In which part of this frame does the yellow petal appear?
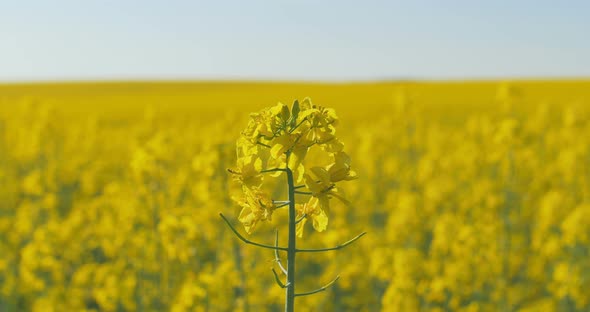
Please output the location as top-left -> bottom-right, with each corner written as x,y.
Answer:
270,134 -> 295,159
296,217 -> 307,238
300,97 -> 313,110
321,137 -> 344,153
294,163 -> 305,184
289,145 -> 306,167
311,209 -> 328,232
309,166 -> 328,181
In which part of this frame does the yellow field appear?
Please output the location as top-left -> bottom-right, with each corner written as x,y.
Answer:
0,80 -> 589,311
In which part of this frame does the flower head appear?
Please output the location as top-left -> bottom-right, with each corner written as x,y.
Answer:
231,98 -> 355,235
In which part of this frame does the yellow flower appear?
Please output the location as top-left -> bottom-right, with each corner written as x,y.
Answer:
270,133 -> 298,159
295,197 -> 328,237
228,155 -> 263,190
304,167 -> 350,215
22,169 -> 44,196
242,110 -> 274,142
237,188 -> 276,234
327,152 -> 357,182
301,102 -> 342,152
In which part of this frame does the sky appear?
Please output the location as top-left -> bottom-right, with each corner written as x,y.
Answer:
1,0 -> 589,81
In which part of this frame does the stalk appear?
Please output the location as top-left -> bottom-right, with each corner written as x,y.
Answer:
285,167 -> 296,312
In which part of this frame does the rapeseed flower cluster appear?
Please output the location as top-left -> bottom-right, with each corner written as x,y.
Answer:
229,99 -> 356,237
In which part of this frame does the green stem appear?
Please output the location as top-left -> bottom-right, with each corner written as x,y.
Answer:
289,118 -> 308,133
285,167 -> 297,312
296,232 -> 366,253
219,213 -> 288,251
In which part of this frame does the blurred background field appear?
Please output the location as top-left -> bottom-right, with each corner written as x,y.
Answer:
2,80 -> 590,119
0,80 -> 589,311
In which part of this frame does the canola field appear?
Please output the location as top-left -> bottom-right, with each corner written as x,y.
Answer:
0,80 -> 589,311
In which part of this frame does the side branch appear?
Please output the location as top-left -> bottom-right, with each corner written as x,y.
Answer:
295,214 -> 307,224
256,141 -> 272,148
261,168 -> 287,173
273,201 -> 290,209
274,229 -> 287,275
271,268 -> 289,288
294,275 -> 340,297
219,213 -> 289,251
288,118 -> 309,134
296,232 -> 366,253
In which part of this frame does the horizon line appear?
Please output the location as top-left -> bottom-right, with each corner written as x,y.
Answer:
1,75 -> 590,85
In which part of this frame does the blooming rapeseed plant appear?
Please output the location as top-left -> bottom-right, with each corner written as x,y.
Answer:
223,99 -> 365,312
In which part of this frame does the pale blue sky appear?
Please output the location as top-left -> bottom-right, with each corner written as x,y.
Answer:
1,0 -> 589,81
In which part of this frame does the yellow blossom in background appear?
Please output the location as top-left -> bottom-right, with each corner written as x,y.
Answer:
0,80 -> 589,311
